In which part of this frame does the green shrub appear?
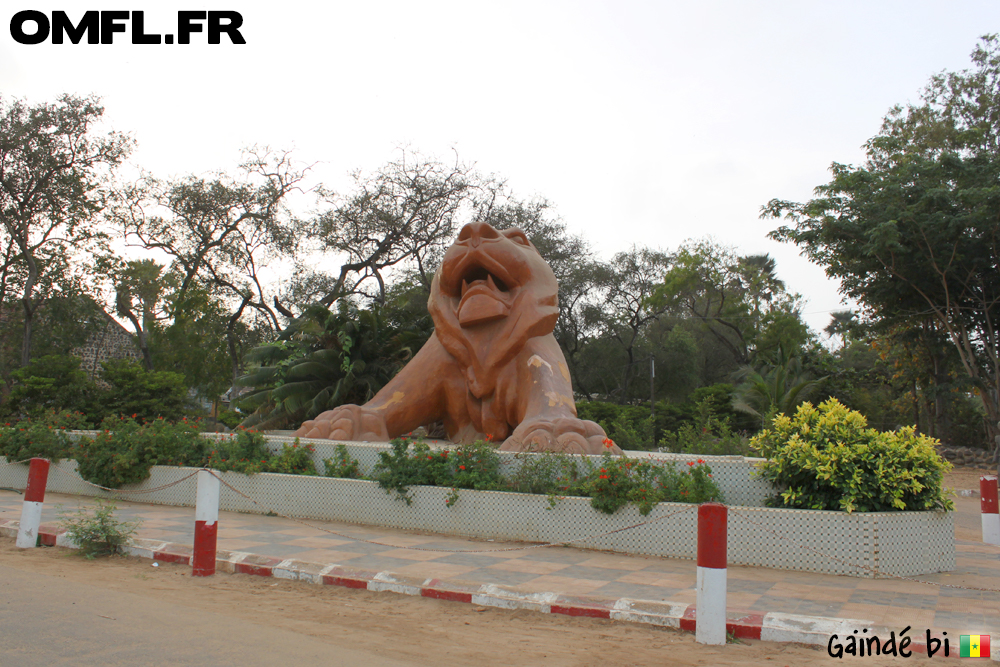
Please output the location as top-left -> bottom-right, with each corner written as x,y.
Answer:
0,355 -> 99,421
206,432 -> 316,475
205,429 -> 274,473
215,409 -> 246,430
98,359 -> 188,423
582,452 -> 723,515
75,416 -> 205,488
451,441 -> 504,490
577,401 -> 656,450
505,451 -> 585,495
324,444 -> 363,479
60,499 -> 142,558
267,442 -> 318,475
659,399 -> 755,456
372,437 -> 454,504
752,399 -> 953,513
0,410 -> 87,462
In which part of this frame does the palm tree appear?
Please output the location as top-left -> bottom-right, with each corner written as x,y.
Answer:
236,302 -> 418,430
731,344 -> 827,427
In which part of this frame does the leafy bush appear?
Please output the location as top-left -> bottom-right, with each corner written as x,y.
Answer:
659,399 -> 754,456
577,401 -> 656,450
60,499 -> 142,558
0,410 -> 87,462
267,442 -> 318,475
583,452 -> 723,515
215,409 -> 245,430
205,429 -> 274,474
324,444 -> 363,478
576,386 -> 759,452
0,355 -> 99,421
752,399 -> 953,512
371,439 -> 507,504
0,355 -> 190,425
206,432 -> 317,475
505,451 -> 585,495
372,437 -> 455,504
606,411 -> 656,451
98,359 -> 188,423
75,416 -> 205,488
370,436 -> 722,515
450,441 -> 504,490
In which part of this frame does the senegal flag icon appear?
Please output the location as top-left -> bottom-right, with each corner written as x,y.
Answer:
960,635 -> 991,658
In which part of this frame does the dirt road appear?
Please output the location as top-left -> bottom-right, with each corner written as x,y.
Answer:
0,541 -> 965,667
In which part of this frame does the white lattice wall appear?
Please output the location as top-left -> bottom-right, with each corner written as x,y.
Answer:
0,456 -> 955,577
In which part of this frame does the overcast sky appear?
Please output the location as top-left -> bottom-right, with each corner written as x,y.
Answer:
2,1 -> 996,335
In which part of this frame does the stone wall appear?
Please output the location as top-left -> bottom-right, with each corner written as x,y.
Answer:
70,313 -> 141,380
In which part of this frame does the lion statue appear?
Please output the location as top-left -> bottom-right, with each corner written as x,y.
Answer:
295,221 -> 623,455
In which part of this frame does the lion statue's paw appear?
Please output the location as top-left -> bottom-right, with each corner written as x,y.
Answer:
294,404 -> 390,441
499,416 -> 624,455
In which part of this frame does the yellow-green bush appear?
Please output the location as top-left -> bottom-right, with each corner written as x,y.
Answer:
752,399 -> 952,513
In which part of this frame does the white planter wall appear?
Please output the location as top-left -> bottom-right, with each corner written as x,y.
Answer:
0,456 -> 954,578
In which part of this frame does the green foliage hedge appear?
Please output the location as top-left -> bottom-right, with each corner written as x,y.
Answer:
577,389 -> 753,456
752,399 -> 953,513
371,437 -> 723,515
1,413 -> 316,488
0,355 -> 188,425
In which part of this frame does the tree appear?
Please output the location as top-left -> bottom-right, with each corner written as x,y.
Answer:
598,247 -> 674,403
731,345 -> 827,427
114,259 -> 166,370
121,149 -> 305,388
652,240 -> 809,368
763,35 -> 1000,444
237,302 -> 414,429
146,283 -> 234,400
305,151 -> 483,307
0,94 -> 132,366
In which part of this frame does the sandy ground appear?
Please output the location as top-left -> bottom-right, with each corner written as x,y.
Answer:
0,541 -> 971,667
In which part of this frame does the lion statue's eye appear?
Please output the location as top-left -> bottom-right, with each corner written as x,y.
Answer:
505,230 -> 530,246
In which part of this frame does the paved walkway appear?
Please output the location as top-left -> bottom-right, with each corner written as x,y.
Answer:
1,484 -> 998,638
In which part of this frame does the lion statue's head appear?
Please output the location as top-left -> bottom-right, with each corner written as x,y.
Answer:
428,222 -> 558,399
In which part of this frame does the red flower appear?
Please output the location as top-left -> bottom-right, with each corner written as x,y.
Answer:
459,465 -> 466,470
602,437 -> 614,448
697,459 -> 705,464
485,434 -> 494,442
687,461 -> 694,466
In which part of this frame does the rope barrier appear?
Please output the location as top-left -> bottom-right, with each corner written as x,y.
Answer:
7,461 -> 700,554
728,508 -> 1000,593
47,465 -> 202,496
208,470 -> 699,554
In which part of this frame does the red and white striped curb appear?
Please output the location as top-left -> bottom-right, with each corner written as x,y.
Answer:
2,518 -> 996,660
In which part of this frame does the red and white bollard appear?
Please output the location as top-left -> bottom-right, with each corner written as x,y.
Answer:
696,502 -> 727,645
16,458 -> 50,549
983,475 -> 999,546
192,469 -> 220,576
